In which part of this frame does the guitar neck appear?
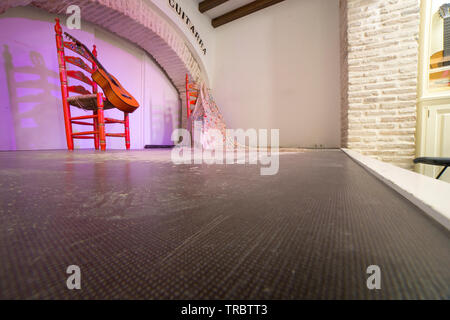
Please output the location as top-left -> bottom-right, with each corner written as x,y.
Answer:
444,18 -> 450,57
64,32 -> 107,72
87,49 -> 104,70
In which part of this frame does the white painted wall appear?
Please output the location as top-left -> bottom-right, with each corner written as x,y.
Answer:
212,0 -> 341,147
0,6 -> 180,150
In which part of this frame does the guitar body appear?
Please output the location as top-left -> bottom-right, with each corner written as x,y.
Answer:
430,50 -> 445,69
429,50 -> 450,69
429,4 -> 450,88
92,68 -> 139,113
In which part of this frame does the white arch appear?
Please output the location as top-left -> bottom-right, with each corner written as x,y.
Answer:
0,0 -> 205,95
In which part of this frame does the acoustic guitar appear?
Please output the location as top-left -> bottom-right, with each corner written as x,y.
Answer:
430,4 -> 450,69
64,32 -> 140,113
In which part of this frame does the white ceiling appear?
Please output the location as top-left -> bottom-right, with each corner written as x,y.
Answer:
195,0 -> 256,19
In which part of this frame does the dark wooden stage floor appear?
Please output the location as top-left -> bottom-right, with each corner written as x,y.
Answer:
0,150 -> 448,299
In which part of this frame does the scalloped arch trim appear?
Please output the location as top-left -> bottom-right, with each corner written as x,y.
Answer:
0,0 -> 203,94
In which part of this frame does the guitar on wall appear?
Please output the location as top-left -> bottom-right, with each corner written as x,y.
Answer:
64,32 -> 140,113
429,3 -> 450,88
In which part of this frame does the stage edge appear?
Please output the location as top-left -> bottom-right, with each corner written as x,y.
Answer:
342,148 -> 450,231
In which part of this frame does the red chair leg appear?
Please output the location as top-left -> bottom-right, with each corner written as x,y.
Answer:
93,110 -> 99,150
55,18 -> 73,150
97,93 -> 106,151
62,98 -> 74,150
124,112 -> 130,150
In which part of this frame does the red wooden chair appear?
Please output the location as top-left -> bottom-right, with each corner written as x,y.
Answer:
54,18 -> 130,151
185,74 -> 199,119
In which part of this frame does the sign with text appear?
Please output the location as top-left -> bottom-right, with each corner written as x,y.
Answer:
168,0 -> 207,55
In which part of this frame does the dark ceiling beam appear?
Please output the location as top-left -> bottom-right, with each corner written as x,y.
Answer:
199,0 -> 229,13
212,0 -> 286,28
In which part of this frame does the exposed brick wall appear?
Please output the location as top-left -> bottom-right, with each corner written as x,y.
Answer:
340,0 -> 420,169
340,0 -> 349,148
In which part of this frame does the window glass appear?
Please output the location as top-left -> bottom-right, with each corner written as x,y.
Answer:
429,1 -> 450,91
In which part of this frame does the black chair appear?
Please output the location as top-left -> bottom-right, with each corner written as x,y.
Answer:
413,157 -> 450,179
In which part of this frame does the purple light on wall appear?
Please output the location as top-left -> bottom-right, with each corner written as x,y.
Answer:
20,118 -> 37,128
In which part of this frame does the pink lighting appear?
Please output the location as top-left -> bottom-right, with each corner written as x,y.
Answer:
0,10 -> 180,151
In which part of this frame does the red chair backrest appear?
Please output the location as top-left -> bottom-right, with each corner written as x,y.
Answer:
54,18 -> 98,98
185,74 -> 199,119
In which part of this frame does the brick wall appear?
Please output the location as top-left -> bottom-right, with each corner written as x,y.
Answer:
340,0 -> 349,148
340,0 -> 420,169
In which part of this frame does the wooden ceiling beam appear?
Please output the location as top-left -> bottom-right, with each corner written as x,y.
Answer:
199,0 -> 229,13
212,0 -> 286,28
